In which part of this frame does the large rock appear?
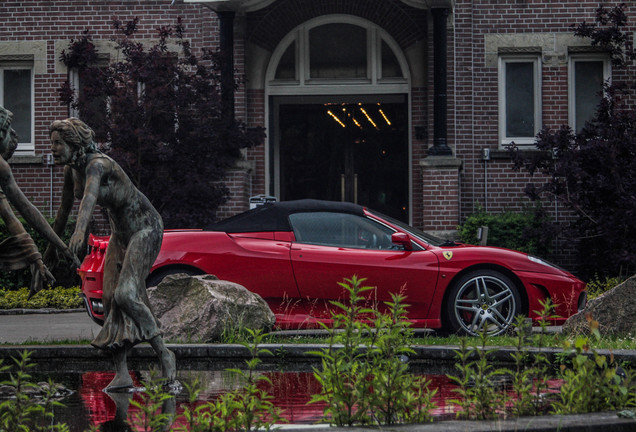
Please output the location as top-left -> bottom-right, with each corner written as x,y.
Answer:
147,273 -> 275,342
562,275 -> 636,336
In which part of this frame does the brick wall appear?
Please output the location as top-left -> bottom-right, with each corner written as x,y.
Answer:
453,0 -> 636,223
3,0 -> 216,231
4,0 -> 635,272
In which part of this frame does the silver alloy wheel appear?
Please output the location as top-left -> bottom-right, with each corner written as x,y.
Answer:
453,274 -> 517,336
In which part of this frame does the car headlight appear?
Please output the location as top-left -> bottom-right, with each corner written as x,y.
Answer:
527,255 -> 563,271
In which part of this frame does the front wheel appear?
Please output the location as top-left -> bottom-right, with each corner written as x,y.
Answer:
445,270 -> 521,336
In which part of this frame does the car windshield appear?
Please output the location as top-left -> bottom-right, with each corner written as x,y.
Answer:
366,209 -> 445,247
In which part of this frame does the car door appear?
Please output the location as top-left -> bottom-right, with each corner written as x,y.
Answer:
289,212 -> 439,320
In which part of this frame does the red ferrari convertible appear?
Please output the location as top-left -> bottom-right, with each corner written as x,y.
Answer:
79,199 -> 586,335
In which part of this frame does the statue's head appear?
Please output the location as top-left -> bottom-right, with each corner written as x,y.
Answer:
0,106 -> 18,160
49,118 -> 98,165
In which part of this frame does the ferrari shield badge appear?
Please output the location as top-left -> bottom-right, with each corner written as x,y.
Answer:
443,251 -> 453,260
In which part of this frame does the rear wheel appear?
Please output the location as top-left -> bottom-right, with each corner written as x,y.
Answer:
146,267 -> 204,288
445,269 -> 521,336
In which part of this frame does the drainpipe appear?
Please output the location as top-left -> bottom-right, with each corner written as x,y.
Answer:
217,10 -> 235,125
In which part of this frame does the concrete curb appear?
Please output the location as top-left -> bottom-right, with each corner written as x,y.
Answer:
2,342 -> 636,367
276,412 -> 636,431
0,308 -> 85,315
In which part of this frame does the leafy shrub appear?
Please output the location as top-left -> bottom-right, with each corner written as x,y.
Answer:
0,351 -> 70,432
458,204 -> 555,257
0,287 -> 82,310
554,315 -> 636,414
310,276 -> 436,426
0,217 -> 79,290
586,274 -> 623,299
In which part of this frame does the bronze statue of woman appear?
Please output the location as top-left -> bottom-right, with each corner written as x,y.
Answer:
0,106 -> 79,296
46,117 -> 175,391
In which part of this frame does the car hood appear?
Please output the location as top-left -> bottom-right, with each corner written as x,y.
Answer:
434,243 -> 576,278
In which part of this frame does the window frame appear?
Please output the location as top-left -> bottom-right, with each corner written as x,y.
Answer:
0,62 -> 35,155
568,54 -> 611,132
498,54 -> 542,147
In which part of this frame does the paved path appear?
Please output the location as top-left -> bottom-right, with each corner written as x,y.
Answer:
0,310 -> 563,345
0,311 -> 101,344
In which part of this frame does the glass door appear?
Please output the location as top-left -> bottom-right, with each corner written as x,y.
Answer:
275,96 -> 409,221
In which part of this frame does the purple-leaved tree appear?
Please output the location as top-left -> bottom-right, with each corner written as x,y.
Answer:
59,18 -> 264,229
510,4 -> 635,279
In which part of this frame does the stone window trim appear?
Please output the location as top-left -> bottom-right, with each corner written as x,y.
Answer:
54,39 -> 182,75
485,33 -> 600,68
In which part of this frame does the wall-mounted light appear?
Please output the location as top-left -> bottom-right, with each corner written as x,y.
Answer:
482,148 -> 491,161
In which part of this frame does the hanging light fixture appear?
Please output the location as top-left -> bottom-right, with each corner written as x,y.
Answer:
378,103 -> 391,126
327,110 -> 346,128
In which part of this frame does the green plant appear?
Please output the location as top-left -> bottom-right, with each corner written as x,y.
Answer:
553,314 -> 636,414
458,203 -> 554,257
509,315 -> 537,417
0,351 -> 70,432
177,328 -> 284,432
309,275 -> 375,426
0,218 -> 78,290
310,276 -> 436,426
128,370 -> 176,432
448,329 -> 507,420
366,293 -> 436,424
586,274 -> 623,299
0,287 -> 82,310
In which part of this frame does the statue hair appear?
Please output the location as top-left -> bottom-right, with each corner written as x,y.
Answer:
49,118 -> 99,163
0,106 -> 18,160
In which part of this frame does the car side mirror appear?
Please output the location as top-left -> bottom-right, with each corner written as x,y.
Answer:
391,232 -> 413,251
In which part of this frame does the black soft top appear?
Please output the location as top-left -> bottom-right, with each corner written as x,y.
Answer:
207,199 -> 365,233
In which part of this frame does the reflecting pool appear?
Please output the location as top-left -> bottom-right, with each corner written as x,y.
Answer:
10,366 -> 461,431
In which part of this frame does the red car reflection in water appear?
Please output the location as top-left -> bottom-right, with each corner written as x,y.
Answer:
78,370 -> 463,428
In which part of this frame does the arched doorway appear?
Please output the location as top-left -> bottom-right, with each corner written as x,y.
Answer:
266,16 -> 411,222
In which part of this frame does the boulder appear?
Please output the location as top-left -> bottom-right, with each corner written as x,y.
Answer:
147,273 -> 275,342
562,274 -> 636,336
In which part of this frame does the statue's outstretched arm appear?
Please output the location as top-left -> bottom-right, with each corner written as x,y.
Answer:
0,163 -> 56,297
43,165 -> 79,267
0,157 -> 76,260
69,161 -> 103,258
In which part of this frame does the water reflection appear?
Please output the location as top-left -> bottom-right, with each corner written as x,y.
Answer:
72,369 -> 459,430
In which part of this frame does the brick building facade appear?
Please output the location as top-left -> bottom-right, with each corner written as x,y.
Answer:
2,0 -> 634,270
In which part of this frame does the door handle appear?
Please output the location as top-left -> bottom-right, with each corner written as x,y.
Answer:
341,174 -> 345,201
354,173 -> 358,204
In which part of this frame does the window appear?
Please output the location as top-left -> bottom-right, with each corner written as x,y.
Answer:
569,55 -> 610,132
309,23 -> 367,79
289,212 -> 396,250
0,63 -> 33,154
498,56 -> 541,146
269,16 -> 408,91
